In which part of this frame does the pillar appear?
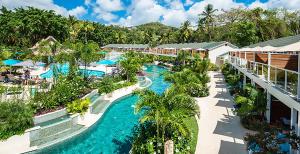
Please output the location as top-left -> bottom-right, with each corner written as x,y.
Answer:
243,74 -> 246,88
298,53 -> 300,100
266,92 -> 271,123
291,108 -> 297,131
267,52 -> 271,82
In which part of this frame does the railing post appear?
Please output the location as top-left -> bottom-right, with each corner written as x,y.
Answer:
268,52 -> 271,82
275,68 -> 277,85
298,53 -> 300,100
285,70 -> 287,90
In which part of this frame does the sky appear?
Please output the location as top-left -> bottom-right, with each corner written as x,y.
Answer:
0,0 -> 299,27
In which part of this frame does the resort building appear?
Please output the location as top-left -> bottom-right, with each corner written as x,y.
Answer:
101,44 -> 149,52
102,41 -> 237,65
228,34 -> 300,136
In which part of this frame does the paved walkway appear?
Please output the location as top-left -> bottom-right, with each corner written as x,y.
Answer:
195,71 -> 249,154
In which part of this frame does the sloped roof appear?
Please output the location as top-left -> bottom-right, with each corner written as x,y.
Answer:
155,41 -> 237,50
248,34 -> 300,48
102,44 -> 149,49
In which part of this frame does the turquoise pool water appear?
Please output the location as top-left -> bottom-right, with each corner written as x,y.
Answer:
40,64 -> 105,79
34,65 -> 170,154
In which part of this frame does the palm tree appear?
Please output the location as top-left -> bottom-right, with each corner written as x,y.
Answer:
179,21 -> 192,43
134,89 -> 198,152
199,4 -> 218,41
120,58 -> 141,81
176,50 -> 190,66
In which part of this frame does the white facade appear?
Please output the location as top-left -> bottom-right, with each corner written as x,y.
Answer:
208,45 -> 235,65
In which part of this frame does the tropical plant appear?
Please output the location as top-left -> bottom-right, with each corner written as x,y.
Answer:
0,101 -> 34,140
199,4 -> 218,41
133,89 -> 198,153
67,98 -> 90,115
97,77 -> 115,94
120,55 -> 141,81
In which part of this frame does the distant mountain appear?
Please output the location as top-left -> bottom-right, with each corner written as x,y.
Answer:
130,22 -> 178,34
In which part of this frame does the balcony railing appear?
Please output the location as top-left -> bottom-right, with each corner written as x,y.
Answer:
230,56 -> 299,98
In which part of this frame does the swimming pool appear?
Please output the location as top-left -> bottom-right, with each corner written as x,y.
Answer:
40,64 -> 105,79
34,65 -> 170,154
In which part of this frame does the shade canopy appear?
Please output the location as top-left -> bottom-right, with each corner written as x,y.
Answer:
2,59 -> 22,66
13,60 -> 45,67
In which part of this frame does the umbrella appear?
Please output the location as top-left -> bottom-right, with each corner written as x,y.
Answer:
2,59 -> 22,66
13,60 -> 45,67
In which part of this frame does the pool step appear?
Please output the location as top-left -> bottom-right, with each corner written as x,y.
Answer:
30,124 -> 84,147
91,100 -> 111,114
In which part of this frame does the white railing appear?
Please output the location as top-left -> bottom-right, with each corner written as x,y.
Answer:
230,56 -> 299,99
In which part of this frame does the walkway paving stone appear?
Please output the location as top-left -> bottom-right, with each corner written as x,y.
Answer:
195,71 -> 249,154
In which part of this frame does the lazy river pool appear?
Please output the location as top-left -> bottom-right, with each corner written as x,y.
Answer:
34,65 -> 170,154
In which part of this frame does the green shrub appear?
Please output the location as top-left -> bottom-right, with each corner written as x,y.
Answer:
98,77 -> 115,94
32,75 -> 90,113
67,98 -> 90,115
208,63 -> 219,71
0,101 -> 34,140
185,83 -> 209,97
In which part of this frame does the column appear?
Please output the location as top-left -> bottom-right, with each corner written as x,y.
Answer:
298,53 -> 300,100
266,92 -> 271,123
268,52 -> 271,82
243,74 -> 246,88
298,111 -> 300,136
291,108 -> 297,131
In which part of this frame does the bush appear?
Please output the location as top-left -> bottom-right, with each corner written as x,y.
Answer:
32,75 -> 90,113
241,115 -> 268,131
0,101 -> 34,140
67,98 -> 90,115
208,63 -> 219,71
98,77 -> 115,94
185,83 -> 209,97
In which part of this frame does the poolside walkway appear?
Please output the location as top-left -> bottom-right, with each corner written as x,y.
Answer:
195,71 -> 249,154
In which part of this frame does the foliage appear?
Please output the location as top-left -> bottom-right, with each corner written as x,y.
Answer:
97,77 -> 115,94
67,98 -> 90,115
32,76 -> 89,113
165,69 -> 209,97
0,7 -> 69,47
132,90 -> 198,153
120,52 -> 142,81
2,5 -> 300,48
244,129 -> 300,153
0,101 -> 34,140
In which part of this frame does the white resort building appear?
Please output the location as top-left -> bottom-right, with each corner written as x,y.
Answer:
102,41 -> 237,66
229,34 -> 300,136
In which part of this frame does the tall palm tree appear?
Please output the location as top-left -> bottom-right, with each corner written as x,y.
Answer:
176,50 -> 190,66
199,4 -> 218,41
134,89 -> 198,152
179,21 -> 192,43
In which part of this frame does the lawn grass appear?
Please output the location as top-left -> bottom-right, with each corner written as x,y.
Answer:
183,116 -> 199,153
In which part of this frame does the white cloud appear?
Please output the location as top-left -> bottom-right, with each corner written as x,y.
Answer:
95,0 -> 123,11
69,6 -> 88,17
184,0 -> 194,6
116,0 -> 166,26
249,0 -> 300,10
0,0 -> 87,17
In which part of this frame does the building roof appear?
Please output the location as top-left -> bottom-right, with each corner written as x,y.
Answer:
102,44 -> 149,49
155,41 -> 237,50
248,34 -> 300,48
